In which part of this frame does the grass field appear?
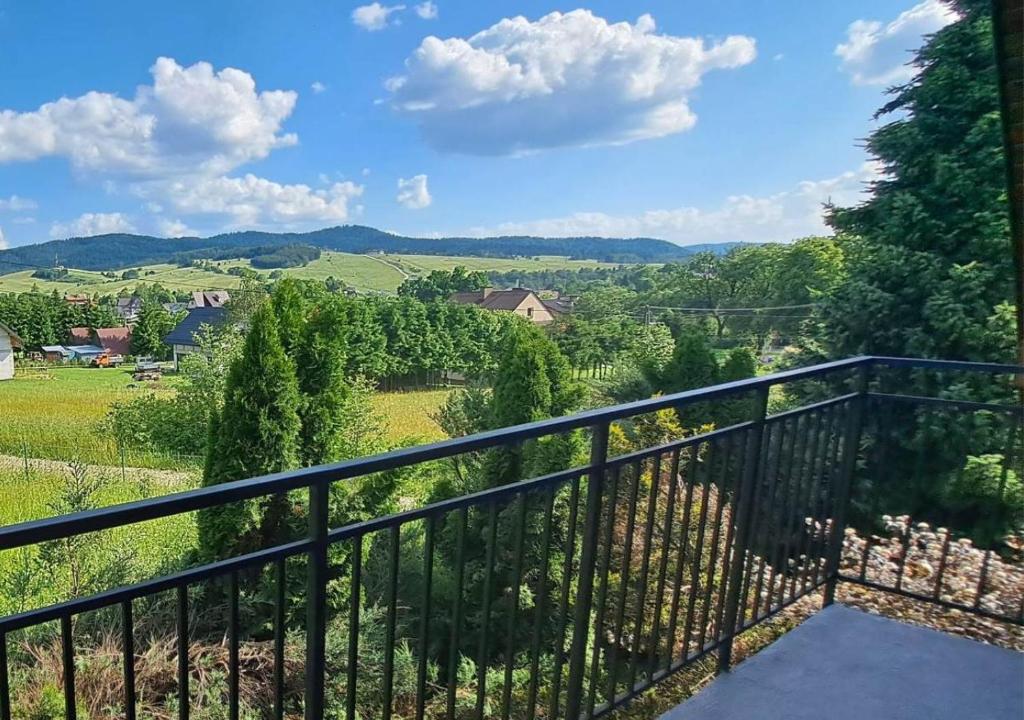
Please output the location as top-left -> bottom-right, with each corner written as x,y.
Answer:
0,367 -> 449,466
0,251 -> 625,296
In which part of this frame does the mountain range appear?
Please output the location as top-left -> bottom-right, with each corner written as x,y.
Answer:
0,225 -> 745,274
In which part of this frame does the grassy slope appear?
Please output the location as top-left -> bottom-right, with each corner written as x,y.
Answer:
0,251 -> 622,295
0,367 -> 448,464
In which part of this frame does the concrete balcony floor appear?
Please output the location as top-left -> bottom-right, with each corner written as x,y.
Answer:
661,604 -> 1023,720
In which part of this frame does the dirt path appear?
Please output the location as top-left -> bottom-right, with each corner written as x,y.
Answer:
362,253 -> 410,280
0,453 -> 198,489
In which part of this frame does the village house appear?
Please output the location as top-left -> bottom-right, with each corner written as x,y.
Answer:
164,306 -> 229,369
0,320 -> 23,380
41,345 -> 73,363
542,292 -> 578,317
114,296 -> 144,324
448,288 -> 555,325
68,326 -> 92,345
63,294 -> 92,308
94,327 -> 132,356
188,290 -> 230,308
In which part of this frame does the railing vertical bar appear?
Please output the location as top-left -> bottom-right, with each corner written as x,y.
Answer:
304,480 -> 329,720
0,633 -> 10,720
736,421 -> 771,628
750,420 -> 784,621
228,571 -> 240,720
933,528 -> 952,601
974,551 -> 992,610
177,586 -> 188,720
681,439 -> 715,661
810,406 -> 845,588
274,558 -> 286,720
769,415 -> 802,612
122,600 -> 136,720
788,407 -> 826,601
646,447 -> 681,677
566,421 -> 609,720
712,432 -> 744,640
606,460 -> 642,702
501,494 -> 528,720
475,501 -> 499,720
823,365 -> 869,607
628,452 -> 662,690
664,443 -> 700,668
549,475 -> 582,720
383,524 -> 401,720
346,535 -> 362,720
526,484 -> 556,720
62,614 -> 76,720
697,437 -> 730,651
0,633 -> 13,720
585,462 -> 620,716
717,387 -> 769,672
416,517 -> 436,720
796,406 -> 834,594
894,516 -> 912,593
775,412 -> 810,608
446,508 -> 467,720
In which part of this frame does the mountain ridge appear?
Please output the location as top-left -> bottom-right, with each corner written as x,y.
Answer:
0,224 -> 749,274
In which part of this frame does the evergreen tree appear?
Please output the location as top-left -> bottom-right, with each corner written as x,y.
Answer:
814,0 -> 1014,363
295,300 -> 352,466
131,302 -> 175,358
199,305 -> 302,559
660,329 -> 720,428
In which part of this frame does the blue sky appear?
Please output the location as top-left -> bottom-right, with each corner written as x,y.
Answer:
0,0 -> 956,249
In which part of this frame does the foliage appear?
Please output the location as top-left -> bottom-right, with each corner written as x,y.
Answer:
199,305 -> 303,559
398,265 -> 487,302
249,243 -> 322,269
131,301 -> 178,358
0,291 -> 118,348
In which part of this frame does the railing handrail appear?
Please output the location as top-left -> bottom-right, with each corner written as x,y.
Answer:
1,355 -> 1020,551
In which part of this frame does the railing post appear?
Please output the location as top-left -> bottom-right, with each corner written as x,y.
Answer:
564,421 -> 609,720
823,363 -> 870,607
305,480 -> 329,720
717,386 -> 770,674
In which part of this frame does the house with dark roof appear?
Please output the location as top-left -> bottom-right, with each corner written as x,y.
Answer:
68,326 -> 92,344
188,290 -> 230,309
449,288 -> 555,324
115,296 -> 144,324
94,327 -> 132,356
543,293 -> 578,317
163,306 -> 230,369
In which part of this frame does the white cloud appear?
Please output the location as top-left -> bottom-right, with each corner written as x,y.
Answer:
352,3 -> 406,31
415,2 -> 438,20
361,167 -> 371,176
385,10 -> 755,155
311,81 -> 327,94
396,174 -> 432,209
0,195 -> 37,211
50,212 -> 137,239
156,217 -> 198,237
836,0 -> 957,86
0,57 -> 297,176
156,174 -> 364,228
466,163 -> 881,245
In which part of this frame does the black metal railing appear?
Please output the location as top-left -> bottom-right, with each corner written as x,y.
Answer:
0,356 -> 1020,720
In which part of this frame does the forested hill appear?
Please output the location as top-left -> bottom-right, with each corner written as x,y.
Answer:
0,224 -> 744,274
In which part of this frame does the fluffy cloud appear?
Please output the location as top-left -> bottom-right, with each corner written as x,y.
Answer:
415,2 -> 438,20
311,81 -> 327,94
0,57 -> 297,176
836,0 -> 957,85
466,163 -> 880,245
156,217 -> 198,237
50,212 -> 137,239
385,10 -> 755,155
352,3 -> 406,31
396,174 -> 432,209
156,174 -> 364,228
0,195 -> 37,212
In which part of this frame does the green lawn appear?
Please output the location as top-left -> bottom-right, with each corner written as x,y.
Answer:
0,251 -> 629,296
0,367 -> 449,465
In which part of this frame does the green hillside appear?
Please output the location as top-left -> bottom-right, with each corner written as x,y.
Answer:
0,251 -> 621,295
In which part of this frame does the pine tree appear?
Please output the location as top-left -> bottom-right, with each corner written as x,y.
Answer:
199,304 -> 302,559
295,299 -> 352,466
660,329 -> 720,428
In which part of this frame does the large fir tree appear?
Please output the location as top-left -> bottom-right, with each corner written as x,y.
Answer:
199,304 -> 302,558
